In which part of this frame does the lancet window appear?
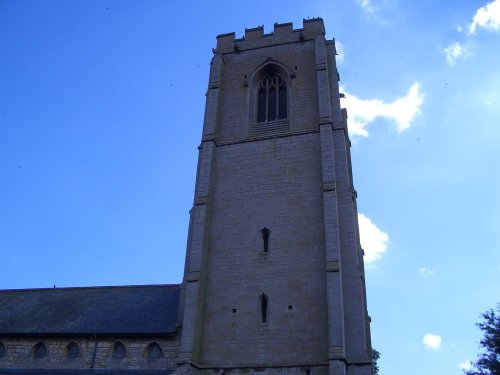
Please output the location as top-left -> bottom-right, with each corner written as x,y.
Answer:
66,342 -> 80,359
33,342 -> 47,359
146,342 -> 163,360
112,342 -> 126,359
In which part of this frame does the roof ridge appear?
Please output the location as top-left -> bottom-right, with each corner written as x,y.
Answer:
0,283 -> 181,293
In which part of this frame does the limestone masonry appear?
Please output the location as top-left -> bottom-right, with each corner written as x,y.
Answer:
0,18 -> 373,375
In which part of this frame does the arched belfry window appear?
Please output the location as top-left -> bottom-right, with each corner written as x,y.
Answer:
250,62 -> 290,132
257,74 -> 287,122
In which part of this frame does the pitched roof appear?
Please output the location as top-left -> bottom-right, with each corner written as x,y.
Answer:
0,284 -> 180,335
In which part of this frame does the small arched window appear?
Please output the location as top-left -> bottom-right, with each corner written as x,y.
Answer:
33,342 -> 47,359
0,341 -> 5,358
112,342 -> 126,359
66,342 -> 80,359
261,227 -> 270,253
146,342 -> 163,360
257,74 -> 287,123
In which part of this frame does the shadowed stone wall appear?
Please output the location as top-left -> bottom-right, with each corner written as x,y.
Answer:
0,336 -> 179,371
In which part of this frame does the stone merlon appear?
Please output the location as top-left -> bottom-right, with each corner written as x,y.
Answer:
216,18 -> 326,54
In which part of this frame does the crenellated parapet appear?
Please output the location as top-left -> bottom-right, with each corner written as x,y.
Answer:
216,18 -> 325,54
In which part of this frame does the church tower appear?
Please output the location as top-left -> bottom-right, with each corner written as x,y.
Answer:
179,18 -> 373,375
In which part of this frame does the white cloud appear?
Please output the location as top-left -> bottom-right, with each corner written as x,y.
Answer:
469,0 -> 500,34
335,40 -> 344,64
423,333 -> 442,349
443,42 -> 465,65
358,213 -> 389,264
458,361 -> 473,371
340,83 -> 424,137
356,0 -> 376,15
418,267 -> 435,276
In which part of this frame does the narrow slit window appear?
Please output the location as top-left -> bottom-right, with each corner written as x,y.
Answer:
261,227 -> 270,253
260,293 -> 268,323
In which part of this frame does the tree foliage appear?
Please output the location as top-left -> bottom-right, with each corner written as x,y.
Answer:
372,348 -> 380,375
465,304 -> 500,375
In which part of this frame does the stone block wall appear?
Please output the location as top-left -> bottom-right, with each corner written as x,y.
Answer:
198,365 -> 328,375
0,335 -> 180,371
200,133 -> 329,366
215,41 -> 319,144
179,18 -> 373,375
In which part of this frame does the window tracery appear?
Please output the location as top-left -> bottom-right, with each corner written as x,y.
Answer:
256,74 -> 287,123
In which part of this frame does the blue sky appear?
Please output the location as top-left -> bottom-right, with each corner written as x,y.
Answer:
1,1 -> 499,374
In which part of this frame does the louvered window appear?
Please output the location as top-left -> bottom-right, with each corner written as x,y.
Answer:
257,74 -> 287,122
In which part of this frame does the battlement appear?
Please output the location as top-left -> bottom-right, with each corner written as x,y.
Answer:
216,18 -> 325,54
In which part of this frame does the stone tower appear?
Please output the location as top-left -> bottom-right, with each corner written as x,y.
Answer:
179,18 -> 373,375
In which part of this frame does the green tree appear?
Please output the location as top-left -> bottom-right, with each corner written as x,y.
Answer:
372,348 -> 380,375
465,304 -> 500,375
